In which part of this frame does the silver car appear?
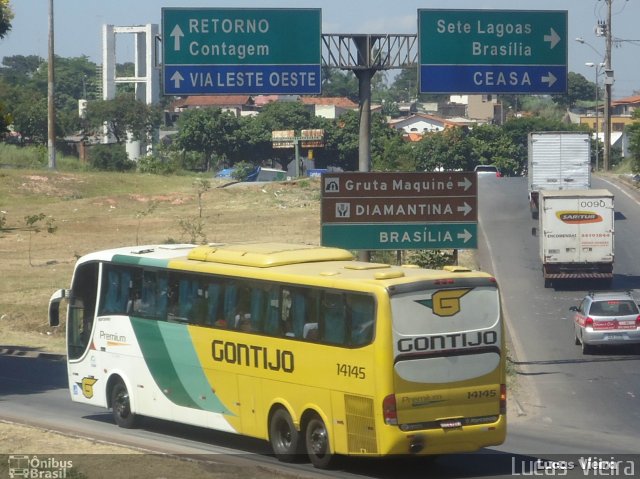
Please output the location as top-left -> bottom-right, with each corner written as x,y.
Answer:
570,291 -> 640,354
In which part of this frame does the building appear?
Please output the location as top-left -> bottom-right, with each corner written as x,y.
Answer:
388,113 -> 469,141
611,95 -> 640,116
300,97 -> 358,119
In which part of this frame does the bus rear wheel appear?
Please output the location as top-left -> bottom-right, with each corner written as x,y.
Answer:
269,408 -> 301,462
111,380 -> 137,429
305,414 -> 335,469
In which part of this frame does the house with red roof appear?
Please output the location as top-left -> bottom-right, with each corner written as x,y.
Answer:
611,95 -> 640,116
300,97 -> 358,119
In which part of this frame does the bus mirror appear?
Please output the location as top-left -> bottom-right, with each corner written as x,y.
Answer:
48,289 -> 68,327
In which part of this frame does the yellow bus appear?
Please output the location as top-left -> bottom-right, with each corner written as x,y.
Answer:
49,242 -> 506,468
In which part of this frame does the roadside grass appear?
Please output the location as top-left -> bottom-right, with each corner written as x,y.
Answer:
0,167 -> 322,353
1,158 -> 478,354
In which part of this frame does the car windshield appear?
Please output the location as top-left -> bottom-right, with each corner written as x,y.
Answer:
475,166 -> 497,172
589,300 -> 639,316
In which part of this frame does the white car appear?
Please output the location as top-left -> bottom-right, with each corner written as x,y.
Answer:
474,165 -> 502,177
570,291 -> 640,354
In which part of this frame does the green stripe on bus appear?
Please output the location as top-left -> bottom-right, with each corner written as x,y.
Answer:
130,317 -> 200,410
157,321 -> 233,415
112,254 -> 170,268
130,317 -> 232,415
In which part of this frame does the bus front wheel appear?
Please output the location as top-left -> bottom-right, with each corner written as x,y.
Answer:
305,414 -> 334,469
111,380 -> 137,429
269,408 -> 301,462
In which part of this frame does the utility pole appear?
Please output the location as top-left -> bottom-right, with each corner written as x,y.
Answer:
603,0 -> 613,171
47,0 -> 56,170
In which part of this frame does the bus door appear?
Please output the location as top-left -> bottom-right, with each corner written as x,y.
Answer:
390,283 -> 503,428
65,261 -> 102,406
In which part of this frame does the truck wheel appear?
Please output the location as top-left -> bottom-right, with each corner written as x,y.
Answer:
305,414 -> 335,469
544,278 -> 552,288
269,408 -> 301,463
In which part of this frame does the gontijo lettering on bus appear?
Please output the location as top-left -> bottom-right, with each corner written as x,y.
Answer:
211,339 -> 294,373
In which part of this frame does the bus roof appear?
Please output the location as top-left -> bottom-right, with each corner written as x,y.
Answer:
79,243 -> 495,289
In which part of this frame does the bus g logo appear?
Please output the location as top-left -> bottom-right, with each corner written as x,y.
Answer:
79,377 -> 98,399
430,289 -> 471,317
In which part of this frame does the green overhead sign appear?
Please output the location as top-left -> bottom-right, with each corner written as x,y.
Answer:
419,9 -> 568,94
162,8 -> 322,95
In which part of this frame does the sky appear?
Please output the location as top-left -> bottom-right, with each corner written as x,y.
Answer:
1,0 -> 639,98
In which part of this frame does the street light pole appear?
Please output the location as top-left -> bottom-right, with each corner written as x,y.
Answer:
585,62 -> 603,171
603,0 -> 613,171
47,0 -> 56,170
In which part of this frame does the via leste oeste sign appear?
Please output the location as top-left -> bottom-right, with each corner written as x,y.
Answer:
162,8 -> 321,95
419,9 -> 568,94
321,172 -> 478,251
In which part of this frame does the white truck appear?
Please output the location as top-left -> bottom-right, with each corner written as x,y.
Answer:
538,189 -> 614,288
528,132 -> 591,219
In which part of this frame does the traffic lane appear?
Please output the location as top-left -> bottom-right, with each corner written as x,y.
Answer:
3,355 -> 635,477
477,177 -> 640,440
595,176 -> 640,291
0,352 -> 67,396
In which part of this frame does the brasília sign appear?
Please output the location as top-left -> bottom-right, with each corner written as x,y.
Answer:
419,9 -> 568,94
320,172 -> 478,250
162,8 -> 321,95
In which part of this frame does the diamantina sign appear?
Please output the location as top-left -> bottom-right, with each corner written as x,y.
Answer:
321,172 -> 478,250
162,8 -> 322,95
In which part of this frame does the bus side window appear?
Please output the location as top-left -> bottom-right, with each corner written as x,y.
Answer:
128,270 -> 166,319
322,292 -> 346,345
288,288 -> 308,338
262,286 -> 280,335
223,281 -> 238,325
250,286 -> 266,332
100,266 -> 132,315
207,283 -> 222,327
348,294 -> 374,346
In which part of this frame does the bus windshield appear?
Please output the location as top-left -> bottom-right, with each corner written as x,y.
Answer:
391,284 -> 501,384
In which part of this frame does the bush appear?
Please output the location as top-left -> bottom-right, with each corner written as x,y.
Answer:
407,250 -> 456,269
88,144 -> 135,172
231,161 -> 258,181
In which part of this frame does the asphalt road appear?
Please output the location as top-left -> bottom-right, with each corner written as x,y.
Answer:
476,174 -> 640,452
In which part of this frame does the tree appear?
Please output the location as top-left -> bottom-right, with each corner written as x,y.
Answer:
87,93 -> 161,145
468,124 -> 521,175
552,72 -> 595,109
414,127 -> 473,172
627,110 -> 640,174
321,67 -> 358,101
0,0 -> 14,39
239,101 -> 321,170
176,107 -> 241,171
0,98 -> 11,136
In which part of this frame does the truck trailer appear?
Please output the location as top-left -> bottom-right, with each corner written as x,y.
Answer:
538,189 -> 614,288
528,132 -> 591,219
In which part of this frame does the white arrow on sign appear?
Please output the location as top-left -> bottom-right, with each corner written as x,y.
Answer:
457,177 -> 473,191
457,202 -> 473,216
542,72 -> 557,87
171,25 -> 184,51
171,71 -> 184,89
457,229 -> 473,243
544,28 -> 561,49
